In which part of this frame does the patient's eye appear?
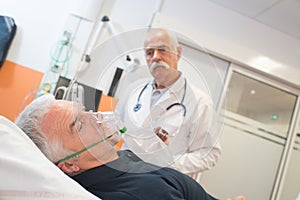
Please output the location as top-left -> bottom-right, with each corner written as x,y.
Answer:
76,120 -> 83,133
70,116 -> 83,134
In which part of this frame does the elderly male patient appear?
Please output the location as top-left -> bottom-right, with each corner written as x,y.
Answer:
15,94 -> 244,200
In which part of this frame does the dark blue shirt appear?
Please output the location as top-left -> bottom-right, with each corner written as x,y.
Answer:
72,150 -> 218,200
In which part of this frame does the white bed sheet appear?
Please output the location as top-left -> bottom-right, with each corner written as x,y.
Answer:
0,116 -> 100,200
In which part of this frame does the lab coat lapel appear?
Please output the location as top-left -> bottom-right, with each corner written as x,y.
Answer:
133,84 -> 152,127
142,90 -> 175,127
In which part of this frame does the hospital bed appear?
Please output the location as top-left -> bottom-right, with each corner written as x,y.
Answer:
0,116 -> 100,200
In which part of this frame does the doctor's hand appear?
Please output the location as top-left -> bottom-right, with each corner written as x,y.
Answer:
154,127 -> 169,145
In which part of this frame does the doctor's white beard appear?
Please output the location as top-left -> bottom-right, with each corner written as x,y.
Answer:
149,61 -> 170,73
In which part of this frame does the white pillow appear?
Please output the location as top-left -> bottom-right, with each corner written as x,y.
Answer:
0,116 -> 101,200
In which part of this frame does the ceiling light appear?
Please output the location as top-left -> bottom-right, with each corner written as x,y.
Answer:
271,114 -> 278,120
247,56 -> 283,72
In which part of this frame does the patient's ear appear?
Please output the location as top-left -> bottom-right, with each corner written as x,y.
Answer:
57,161 -> 80,174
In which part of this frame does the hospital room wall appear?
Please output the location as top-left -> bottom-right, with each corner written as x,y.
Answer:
0,0 -> 72,121
0,0 -> 106,120
107,0 -> 300,86
1,0 -> 299,87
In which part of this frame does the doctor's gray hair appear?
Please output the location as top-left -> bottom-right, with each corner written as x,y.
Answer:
15,94 -> 73,163
144,28 -> 180,52
164,29 -> 180,50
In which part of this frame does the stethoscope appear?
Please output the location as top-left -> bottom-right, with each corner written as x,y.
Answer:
133,78 -> 187,117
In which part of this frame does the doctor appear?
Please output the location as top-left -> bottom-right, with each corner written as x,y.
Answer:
116,28 -> 221,175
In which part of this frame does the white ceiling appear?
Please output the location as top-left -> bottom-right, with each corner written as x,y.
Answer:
208,0 -> 300,40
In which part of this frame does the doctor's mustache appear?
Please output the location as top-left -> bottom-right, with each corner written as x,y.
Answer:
149,61 -> 170,73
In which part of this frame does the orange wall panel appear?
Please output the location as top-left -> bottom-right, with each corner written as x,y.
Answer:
98,95 -> 119,112
0,61 -> 44,121
0,60 -> 121,124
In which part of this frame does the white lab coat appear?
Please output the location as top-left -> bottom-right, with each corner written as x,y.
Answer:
115,75 -> 221,174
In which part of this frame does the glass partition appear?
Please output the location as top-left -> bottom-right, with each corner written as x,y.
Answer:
201,70 -> 297,200
226,72 -> 296,138
279,122 -> 300,200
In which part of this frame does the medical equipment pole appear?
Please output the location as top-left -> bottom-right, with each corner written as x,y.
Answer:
64,16 -> 111,100
75,15 -> 110,75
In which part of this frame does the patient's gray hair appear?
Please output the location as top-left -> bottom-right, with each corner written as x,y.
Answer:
15,94 -> 74,163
